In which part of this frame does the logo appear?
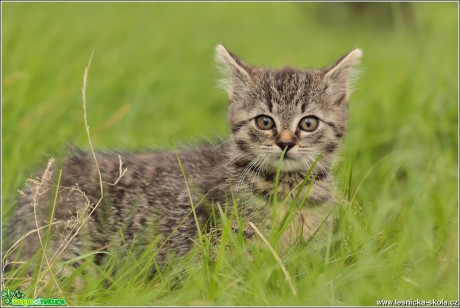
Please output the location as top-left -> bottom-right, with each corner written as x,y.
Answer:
1,288 -> 66,307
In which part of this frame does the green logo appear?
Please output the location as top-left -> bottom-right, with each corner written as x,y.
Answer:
1,288 -> 66,306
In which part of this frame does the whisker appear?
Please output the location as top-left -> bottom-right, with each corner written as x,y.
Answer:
214,152 -> 251,171
304,155 -> 329,179
248,153 -> 269,195
235,154 -> 264,193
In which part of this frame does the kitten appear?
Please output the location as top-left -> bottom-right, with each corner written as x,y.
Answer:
3,45 -> 362,276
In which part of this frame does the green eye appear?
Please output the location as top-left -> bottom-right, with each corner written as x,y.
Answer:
255,115 -> 275,130
299,116 -> 319,132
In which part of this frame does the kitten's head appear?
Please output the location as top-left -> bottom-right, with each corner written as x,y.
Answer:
215,44 -> 362,173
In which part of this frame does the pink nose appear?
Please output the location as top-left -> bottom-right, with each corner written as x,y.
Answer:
276,131 -> 297,152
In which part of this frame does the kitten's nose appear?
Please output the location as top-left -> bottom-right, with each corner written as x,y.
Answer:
276,131 -> 296,153
276,141 -> 295,152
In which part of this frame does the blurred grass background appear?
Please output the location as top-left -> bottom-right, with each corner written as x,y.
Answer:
2,1 -> 458,305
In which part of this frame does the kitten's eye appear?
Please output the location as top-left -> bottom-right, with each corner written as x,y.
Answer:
255,115 -> 275,130
299,116 -> 319,132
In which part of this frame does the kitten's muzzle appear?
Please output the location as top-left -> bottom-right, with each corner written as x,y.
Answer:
275,131 -> 297,153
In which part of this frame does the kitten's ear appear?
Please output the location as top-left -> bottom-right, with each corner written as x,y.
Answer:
323,48 -> 363,102
215,44 -> 252,99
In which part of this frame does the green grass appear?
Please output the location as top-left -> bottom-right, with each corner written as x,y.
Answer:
2,2 -> 458,306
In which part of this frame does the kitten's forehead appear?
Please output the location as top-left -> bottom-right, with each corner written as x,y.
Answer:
257,67 -> 320,116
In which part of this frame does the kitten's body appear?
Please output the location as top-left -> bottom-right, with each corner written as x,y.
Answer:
3,45 -> 362,275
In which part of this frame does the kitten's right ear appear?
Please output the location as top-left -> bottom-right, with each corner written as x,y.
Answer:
323,48 -> 363,102
215,44 -> 252,99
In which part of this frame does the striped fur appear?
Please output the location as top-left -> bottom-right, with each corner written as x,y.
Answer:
3,45 -> 362,276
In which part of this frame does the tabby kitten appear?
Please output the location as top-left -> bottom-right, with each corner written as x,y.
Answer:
3,44 -> 362,274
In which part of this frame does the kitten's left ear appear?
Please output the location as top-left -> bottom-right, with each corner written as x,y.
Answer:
215,44 -> 253,99
323,48 -> 363,102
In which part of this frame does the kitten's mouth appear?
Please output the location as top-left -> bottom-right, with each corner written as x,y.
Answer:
274,152 -> 298,163
280,153 -> 294,160
268,155 -> 303,172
